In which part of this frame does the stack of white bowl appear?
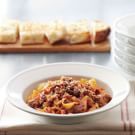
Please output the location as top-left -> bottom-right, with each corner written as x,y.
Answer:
112,14 -> 135,75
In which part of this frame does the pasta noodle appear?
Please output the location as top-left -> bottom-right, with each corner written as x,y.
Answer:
27,76 -> 112,114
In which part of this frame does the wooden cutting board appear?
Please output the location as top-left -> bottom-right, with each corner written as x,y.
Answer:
0,40 -> 110,53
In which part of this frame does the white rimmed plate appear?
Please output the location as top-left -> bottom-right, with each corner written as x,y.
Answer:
6,63 -> 130,124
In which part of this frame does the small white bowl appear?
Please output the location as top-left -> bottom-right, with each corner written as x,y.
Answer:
114,39 -> 135,56
114,14 -> 135,46
114,31 -> 135,46
114,14 -> 135,38
113,43 -> 135,64
113,55 -> 135,75
6,63 -> 130,124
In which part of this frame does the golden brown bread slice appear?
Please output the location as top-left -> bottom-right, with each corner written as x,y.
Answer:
91,20 -> 110,43
44,21 -> 66,44
19,22 -> 44,44
65,20 -> 90,44
0,20 -> 19,43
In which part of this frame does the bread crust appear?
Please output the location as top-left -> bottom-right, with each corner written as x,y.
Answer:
91,20 -> 111,43
95,27 -> 110,43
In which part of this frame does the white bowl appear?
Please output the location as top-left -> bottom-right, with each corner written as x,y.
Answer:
114,14 -> 135,45
114,31 -> 135,46
7,63 -> 130,124
114,14 -> 135,38
113,43 -> 135,64
113,55 -> 135,75
114,38 -> 135,56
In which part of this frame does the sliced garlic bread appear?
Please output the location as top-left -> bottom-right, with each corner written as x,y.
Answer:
20,22 -> 44,44
44,21 -> 66,44
91,20 -> 110,43
65,20 -> 91,44
6,20 -> 19,36
0,20 -> 19,43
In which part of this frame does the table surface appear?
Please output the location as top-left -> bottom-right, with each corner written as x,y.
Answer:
0,0 -> 134,87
